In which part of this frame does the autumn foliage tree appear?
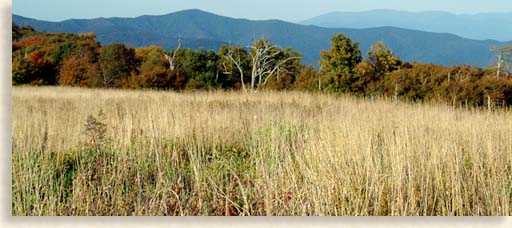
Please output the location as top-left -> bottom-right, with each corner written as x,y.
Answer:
12,24 -> 102,85
58,48 -> 100,87
293,66 -> 320,91
12,50 -> 55,85
354,41 -> 402,95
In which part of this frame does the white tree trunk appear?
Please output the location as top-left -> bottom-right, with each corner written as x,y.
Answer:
165,36 -> 182,71
223,39 -> 299,93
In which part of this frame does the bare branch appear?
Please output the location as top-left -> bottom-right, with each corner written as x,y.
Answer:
223,43 -> 247,92
262,56 -> 300,86
165,35 -> 182,71
491,45 -> 512,78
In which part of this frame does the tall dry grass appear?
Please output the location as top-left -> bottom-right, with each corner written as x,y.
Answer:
11,86 -> 512,216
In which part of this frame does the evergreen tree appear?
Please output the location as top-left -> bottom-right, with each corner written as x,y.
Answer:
320,33 -> 362,94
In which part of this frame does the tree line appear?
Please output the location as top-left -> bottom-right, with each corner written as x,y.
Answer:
12,23 -> 512,108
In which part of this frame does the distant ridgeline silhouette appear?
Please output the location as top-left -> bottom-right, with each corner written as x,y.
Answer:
301,9 -> 512,41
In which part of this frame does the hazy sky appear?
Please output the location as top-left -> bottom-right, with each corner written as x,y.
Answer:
13,0 -> 512,22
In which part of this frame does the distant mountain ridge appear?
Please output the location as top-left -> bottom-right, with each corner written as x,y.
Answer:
12,9 -> 512,67
300,9 -> 512,41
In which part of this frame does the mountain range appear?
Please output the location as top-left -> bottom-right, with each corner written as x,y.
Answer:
301,9 -> 512,42
12,9 -> 512,67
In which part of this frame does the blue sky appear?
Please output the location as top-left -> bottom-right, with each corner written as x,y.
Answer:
13,0 -> 512,22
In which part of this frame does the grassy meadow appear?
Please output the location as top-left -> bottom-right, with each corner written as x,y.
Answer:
11,86 -> 512,216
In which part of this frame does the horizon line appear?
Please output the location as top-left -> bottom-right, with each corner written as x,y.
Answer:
12,8 -> 512,23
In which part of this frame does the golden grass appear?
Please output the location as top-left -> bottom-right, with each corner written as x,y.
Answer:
12,86 -> 512,216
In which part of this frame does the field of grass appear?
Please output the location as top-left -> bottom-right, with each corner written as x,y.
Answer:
12,86 -> 512,216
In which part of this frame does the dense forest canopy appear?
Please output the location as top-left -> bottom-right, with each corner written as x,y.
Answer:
11,23 -> 512,108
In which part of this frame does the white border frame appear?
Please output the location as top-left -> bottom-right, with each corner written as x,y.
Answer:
2,0 -> 512,226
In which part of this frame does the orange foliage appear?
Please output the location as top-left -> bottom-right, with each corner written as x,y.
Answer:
28,50 -> 46,65
58,51 -> 100,87
15,37 -> 46,48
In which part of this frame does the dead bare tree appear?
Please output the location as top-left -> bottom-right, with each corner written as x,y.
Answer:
164,35 -> 182,71
223,39 -> 300,93
318,66 -> 323,91
248,40 -> 300,92
224,42 -> 247,92
491,45 -> 512,78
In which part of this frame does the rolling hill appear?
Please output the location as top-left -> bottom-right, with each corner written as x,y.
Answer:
13,9 -> 512,67
300,9 -> 512,41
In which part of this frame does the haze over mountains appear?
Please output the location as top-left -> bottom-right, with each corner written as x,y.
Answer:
12,9 -> 512,67
301,9 -> 512,41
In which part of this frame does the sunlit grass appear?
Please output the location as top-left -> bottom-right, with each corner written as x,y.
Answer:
12,86 -> 512,215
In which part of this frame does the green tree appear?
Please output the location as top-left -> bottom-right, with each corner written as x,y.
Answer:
98,43 -> 137,87
135,45 -> 167,73
175,49 -> 220,90
320,33 -> 362,93
12,54 -> 36,85
367,41 -> 401,77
